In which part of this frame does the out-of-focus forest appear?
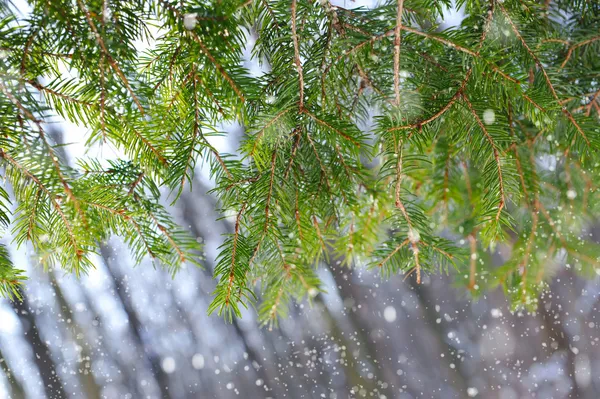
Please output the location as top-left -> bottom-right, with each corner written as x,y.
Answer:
1,129 -> 599,399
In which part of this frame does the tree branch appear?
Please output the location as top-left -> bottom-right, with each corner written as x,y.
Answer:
291,0 -> 304,109
393,0 -> 404,105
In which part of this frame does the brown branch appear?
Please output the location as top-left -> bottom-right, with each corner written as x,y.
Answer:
356,64 -> 390,101
76,0 -> 145,115
560,35 -> 600,70
225,203 -> 247,306
389,69 -> 472,132
148,213 -> 186,263
305,130 -> 334,198
1,151 -> 82,259
191,34 -> 245,103
468,234 -> 477,290
26,80 -> 93,107
284,128 -> 301,179
411,241 -> 421,284
401,26 -> 478,56
324,29 -> 395,77
291,0 -> 304,109
27,188 -> 43,240
129,218 -> 156,258
247,151 -> 278,268
0,82 -> 41,122
377,238 -> 409,268
499,4 -> 590,148
462,94 -> 506,221
0,82 -> 88,226
128,172 -> 145,196
519,209 -> 538,303
393,0 -> 405,105
320,20 -> 333,106
38,127 -> 87,226
20,26 -> 40,75
312,215 -> 327,251
250,108 -> 292,155
125,121 -> 168,165
585,90 -> 600,117
303,109 -> 361,147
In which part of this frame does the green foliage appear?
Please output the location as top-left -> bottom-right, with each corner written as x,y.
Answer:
0,0 -> 599,323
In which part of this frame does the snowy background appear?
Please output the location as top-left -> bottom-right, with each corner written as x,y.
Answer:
1,1 -> 599,398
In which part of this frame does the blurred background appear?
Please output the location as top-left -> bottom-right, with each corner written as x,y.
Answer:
2,0 -> 600,398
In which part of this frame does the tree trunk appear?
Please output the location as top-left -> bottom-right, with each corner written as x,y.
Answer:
100,245 -> 173,399
0,347 -> 26,399
12,295 -> 67,399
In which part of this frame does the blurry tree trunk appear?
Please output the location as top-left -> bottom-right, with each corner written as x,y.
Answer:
326,261 -> 394,397
539,279 -> 581,398
12,295 -> 67,399
0,347 -> 25,399
408,277 -> 469,396
99,245 -> 173,399
49,272 -> 102,399
314,295 -> 377,397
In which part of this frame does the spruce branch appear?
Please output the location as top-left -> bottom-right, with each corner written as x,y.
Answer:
1,0 -> 599,321
462,94 -> 506,223
499,4 -> 590,148
291,0 -> 304,109
393,0 -> 404,106
76,0 -> 145,115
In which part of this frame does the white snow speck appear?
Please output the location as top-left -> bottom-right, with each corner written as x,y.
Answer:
162,357 -> 176,374
566,190 -> 577,200
183,13 -> 198,30
192,354 -> 205,369
491,308 -> 502,318
483,109 -> 495,125
383,306 -> 397,323
467,387 -> 479,397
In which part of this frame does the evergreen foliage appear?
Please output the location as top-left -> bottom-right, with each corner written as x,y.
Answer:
0,0 -> 599,323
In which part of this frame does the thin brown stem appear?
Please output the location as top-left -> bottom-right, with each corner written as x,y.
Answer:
393,0 -> 404,105
225,203 -> 247,306
291,0 -> 304,109
499,4 -> 590,148
76,0 -> 145,115
463,94 -> 506,221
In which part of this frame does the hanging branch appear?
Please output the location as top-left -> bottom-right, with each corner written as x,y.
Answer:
499,4 -> 590,147
393,0 -> 404,106
462,94 -> 506,221
291,0 -> 304,110
76,0 -> 145,115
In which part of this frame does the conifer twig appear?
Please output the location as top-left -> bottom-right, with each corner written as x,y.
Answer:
291,0 -> 304,109
225,203 -> 247,307
467,234 -> 477,290
1,151 -> 83,260
499,4 -> 590,147
76,0 -> 145,115
560,35 -> 600,70
393,0 -> 404,106
462,94 -> 506,221
389,69 -> 472,132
